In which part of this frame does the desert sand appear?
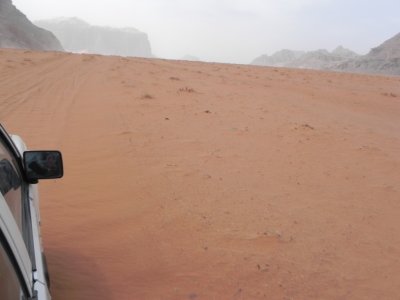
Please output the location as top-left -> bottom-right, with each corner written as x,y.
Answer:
1,49 -> 400,299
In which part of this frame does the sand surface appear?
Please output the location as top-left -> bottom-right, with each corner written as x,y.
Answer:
1,49 -> 400,299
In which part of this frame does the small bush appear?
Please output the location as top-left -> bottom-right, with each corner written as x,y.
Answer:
178,87 -> 195,93
141,94 -> 154,99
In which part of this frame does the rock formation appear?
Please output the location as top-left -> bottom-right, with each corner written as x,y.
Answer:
252,33 -> 400,76
252,47 -> 358,70
35,17 -> 152,58
252,49 -> 305,67
333,33 -> 400,75
0,0 -> 63,51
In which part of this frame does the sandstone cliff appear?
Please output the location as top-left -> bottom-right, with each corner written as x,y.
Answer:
0,0 -> 63,51
35,18 -> 152,58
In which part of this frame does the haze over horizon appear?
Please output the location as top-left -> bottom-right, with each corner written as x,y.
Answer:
13,0 -> 400,63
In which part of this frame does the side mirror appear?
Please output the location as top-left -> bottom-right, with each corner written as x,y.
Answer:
23,151 -> 64,183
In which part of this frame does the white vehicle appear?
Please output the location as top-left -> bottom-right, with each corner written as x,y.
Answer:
0,124 -> 63,300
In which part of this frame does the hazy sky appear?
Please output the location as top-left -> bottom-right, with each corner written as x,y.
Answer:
13,0 -> 400,63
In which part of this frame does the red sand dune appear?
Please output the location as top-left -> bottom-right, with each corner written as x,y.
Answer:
1,49 -> 400,299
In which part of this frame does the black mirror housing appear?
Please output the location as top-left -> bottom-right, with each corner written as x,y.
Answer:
23,151 -> 64,183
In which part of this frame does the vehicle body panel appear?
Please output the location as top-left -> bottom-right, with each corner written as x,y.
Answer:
0,127 -> 59,299
0,192 -> 33,295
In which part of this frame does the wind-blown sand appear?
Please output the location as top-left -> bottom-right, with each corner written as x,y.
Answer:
1,49 -> 400,299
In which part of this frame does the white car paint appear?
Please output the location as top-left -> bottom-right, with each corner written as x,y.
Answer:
0,130 -> 59,300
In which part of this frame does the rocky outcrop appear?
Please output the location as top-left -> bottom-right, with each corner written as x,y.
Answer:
35,18 -> 152,58
252,49 -> 305,67
0,0 -> 63,51
333,33 -> 400,76
252,47 -> 358,70
331,46 -> 359,59
290,49 -> 349,69
252,33 -> 400,76
368,33 -> 400,60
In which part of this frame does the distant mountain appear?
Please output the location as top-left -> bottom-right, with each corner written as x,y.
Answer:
290,49 -> 349,69
331,46 -> 359,59
35,17 -> 152,58
368,33 -> 400,59
0,0 -> 63,51
252,47 -> 359,70
333,33 -> 400,75
252,49 -> 305,67
252,33 -> 400,76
